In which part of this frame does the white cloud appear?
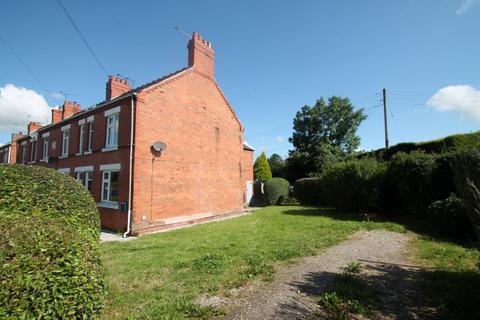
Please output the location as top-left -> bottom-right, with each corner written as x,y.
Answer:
0,84 -> 51,132
427,85 -> 480,121
457,0 -> 478,14
275,136 -> 284,142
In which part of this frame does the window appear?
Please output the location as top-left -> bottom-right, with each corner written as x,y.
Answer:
62,129 -> 70,156
76,170 -> 93,193
21,144 -> 27,163
42,137 -> 49,160
87,122 -> 93,151
78,124 -> 85,153
30,141 -> 37,162
101,171 -> 119,203
105,114 -> 119,149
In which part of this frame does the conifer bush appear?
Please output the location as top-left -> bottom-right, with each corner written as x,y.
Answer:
253,152 -> 272,180
0,165 -> 105,319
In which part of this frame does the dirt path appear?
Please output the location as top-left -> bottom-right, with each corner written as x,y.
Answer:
222,230 -> 432,320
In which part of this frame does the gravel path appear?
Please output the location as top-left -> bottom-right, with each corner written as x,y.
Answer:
223,230 -> 432,320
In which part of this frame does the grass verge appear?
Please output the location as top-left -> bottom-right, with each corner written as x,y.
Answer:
411,236 -> 480,320
101,206 -> 405,319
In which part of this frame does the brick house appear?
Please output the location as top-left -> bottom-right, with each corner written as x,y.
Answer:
0,32 -> 254,235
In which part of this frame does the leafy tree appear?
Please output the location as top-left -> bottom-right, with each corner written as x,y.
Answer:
254,152 -> 272,180
268,153 -> 285,177
288,96 -> 366,177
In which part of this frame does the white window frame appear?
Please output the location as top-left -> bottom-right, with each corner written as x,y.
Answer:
30,140 -> 37,162
21,142 -> 27,164
105,114 -> 119,150
61,129 -> 70,157
78,124 -> 85,154
75,166 -> 94,192
87,121 -> 94,153
100,169 -> 119,208
42,137 -> 49,161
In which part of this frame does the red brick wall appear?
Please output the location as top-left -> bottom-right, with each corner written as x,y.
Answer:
131,69 -> 248,230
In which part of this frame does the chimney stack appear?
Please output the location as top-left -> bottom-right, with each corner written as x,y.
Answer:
62,100 -> 82,119
27,121 -> 42,134
51,107 -> 63,124
106,75 -> 132,100
188,32 -> 215,79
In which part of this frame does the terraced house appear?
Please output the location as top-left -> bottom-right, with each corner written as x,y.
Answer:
0,32 -> 254,235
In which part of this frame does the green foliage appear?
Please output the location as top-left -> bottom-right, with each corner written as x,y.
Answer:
0,165 -> 105,319
268,153 -> 286,178
253,151 -> 272,180
191,253 -> 225,274
342,261 -> 362,275
264,178 -> 290,205
359,131 -> 480,161
428,194 -> 472,239
294,177 -> 323,205
321,158 -> 387,212
453,150 -> 480,240
288,96 -> 366,176
385,151 -> 441,215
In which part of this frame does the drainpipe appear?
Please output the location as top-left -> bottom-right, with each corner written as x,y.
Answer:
124,93 -> 136,238
7,145 -> 11,164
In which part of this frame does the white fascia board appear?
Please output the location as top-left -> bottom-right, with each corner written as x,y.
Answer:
100,163 -> 121,171
104,106 -> 121,117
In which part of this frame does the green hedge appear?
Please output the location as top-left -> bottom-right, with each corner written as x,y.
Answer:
264,178 -> 290,205
453,150 -> 480,239
0,165 -> 105,319
321,158 -> 387,212
428,194 -> 472,238
358,131 -> 480,161
294,177 -> 323,205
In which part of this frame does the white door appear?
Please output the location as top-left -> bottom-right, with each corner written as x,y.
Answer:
246,180 -> 253,206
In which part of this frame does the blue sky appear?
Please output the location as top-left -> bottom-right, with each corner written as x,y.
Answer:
1,0 -> 479,157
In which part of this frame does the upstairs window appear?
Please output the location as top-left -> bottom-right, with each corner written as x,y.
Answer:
42,137 -> 49,160
78,124 -> 85,153
105,114 -> 119,149
87,122 -> 93,151
30,141 -> 37,162
62,129 -> 70,157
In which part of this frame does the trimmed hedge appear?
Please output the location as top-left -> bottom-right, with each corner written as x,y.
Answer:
0,165 -> 105,319
321,158 -> 387,211
358,131 -> 480,161
294,177 -> 323,205
264,178 -> 290,205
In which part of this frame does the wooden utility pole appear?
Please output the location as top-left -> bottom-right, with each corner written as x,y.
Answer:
383,88 -> 389,148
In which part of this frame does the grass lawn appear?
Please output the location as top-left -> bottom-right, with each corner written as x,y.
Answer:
101,206 -> 405,319
101,205 -> 480,319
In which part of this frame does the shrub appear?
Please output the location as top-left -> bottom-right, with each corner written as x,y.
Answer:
321,158 -> 387,212
385,151 -> 439,215
253,152 -> 272,180
0,165 -> 105,319
428,194 -> 472,238
264,178 -> 290,205
453,150 -> 480,240
294,177 -> 323,205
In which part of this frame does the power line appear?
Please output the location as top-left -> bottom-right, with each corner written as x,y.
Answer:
0,33 -> 49,92
56,0 -> 108,75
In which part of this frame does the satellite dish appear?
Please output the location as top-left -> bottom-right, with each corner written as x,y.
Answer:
151,141 -> 167,156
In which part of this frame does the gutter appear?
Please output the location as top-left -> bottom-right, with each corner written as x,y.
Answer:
124,93 -> 136,238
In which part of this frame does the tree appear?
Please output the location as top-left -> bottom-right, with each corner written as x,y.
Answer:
288,96 -> 366,177
268,153 -> 285,177
254,152 -> 272,180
